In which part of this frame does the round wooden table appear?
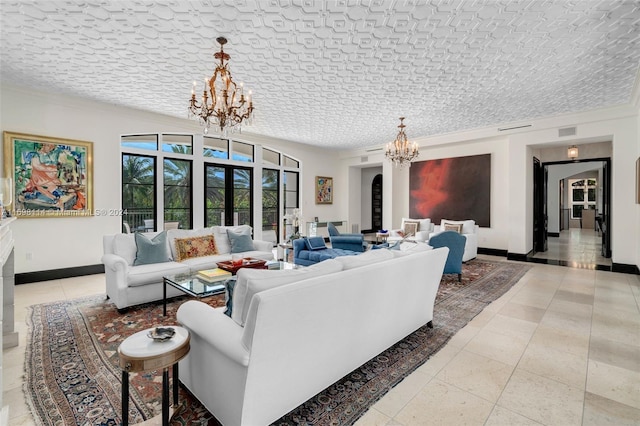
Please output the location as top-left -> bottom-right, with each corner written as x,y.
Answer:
118,326 -> 190,426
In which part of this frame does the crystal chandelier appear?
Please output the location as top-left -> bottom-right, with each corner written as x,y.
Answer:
385,117 -> 419,167
188,37 -> 255,135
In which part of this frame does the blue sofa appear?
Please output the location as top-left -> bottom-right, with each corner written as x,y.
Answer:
327,222 -> 366,252
293,238 -> 359,266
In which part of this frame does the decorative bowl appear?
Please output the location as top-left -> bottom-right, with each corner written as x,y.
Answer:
147,327 -> 175,342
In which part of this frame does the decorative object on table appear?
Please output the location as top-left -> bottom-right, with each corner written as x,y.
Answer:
284,208 -> 302,240
188,37 -> 254,136
147,326 -> 176,341
315,176 -> 333,204
385,117 -> 419,167
3,131 -> 93,218
23,260 -> 530,425
410,154 -> 491,227
196,268 -> 232,283
0,177 -> 12,220
216,257 -> 267,274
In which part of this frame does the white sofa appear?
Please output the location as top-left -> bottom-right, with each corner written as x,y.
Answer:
102,225 -> 274,310
429,219 -> 479,262
176,245 -> 449,426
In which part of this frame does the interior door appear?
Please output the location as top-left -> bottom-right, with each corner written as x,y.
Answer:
601,159 -> 611,257
533,157 -> 548,252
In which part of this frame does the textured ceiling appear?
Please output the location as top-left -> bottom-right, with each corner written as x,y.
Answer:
1,1 -> 639,149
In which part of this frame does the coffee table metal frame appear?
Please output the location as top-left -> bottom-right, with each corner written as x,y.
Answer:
163,273 -> 228,316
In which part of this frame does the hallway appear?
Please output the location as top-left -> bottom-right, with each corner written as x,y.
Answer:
532,229 -> 612,270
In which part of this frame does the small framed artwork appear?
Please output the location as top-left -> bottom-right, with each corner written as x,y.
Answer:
316,176 -> 333,204
3,131 -> 94,218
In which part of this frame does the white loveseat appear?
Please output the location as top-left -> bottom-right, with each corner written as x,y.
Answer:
176,245 -> 449,426
102,225 -> 274,310
429,219 -> 479,262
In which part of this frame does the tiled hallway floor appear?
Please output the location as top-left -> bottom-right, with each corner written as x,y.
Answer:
3,257 -> 640,425
532,229 -> 612,268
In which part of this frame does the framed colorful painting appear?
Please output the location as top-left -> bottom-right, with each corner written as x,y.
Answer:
3,131 -> 93,218
315,176 -> 333,204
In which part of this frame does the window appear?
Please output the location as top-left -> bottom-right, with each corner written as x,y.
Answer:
122,154 -> 155,231
570,178 -> 597,219
163,134 -> 192,155
121,133 -> 300,241
121,134 -> 158,151
203,136 -> 228,159
204,164 -> 253,227
262,169 -> 279,238
164,158 -> 192,229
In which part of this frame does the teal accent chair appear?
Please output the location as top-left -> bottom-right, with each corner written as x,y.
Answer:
327,222 -> 366,252
428,231 -> 466,282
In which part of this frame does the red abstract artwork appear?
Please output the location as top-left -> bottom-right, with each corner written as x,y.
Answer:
409,154 -> 491,227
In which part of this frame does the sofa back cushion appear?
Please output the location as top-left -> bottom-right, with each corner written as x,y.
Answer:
232,259 -> 343,326
335,248 -> 393,270
174,235 -> 218,261
305,236 -> 327,250
440,219 -> 476,234
228,229 -> 255,253
133,231 -> 171,266
113,233 -> 137,265
401,217 -> 431,232
166,228 -> 214,260
211,225 -> 252,254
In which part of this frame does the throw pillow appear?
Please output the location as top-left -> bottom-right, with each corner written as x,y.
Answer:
174,235 -> 218,261
227,229 -> 255,253
133,232 -> 171,266
402,221 -> 419,236
224,277 -> 237,318
305,236 -> 327,251
444,223 -> 464,233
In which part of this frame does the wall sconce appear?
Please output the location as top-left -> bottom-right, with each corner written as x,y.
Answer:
567,145 -> 579,159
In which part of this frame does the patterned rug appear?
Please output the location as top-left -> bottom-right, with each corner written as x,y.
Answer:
25,259 -> 530,425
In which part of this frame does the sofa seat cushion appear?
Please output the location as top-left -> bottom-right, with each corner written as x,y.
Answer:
232,259 -> 343,326
180,254 -> 232,272
236,250 -> 275,262
297,248 -> 357,263
127,262 -> 190,287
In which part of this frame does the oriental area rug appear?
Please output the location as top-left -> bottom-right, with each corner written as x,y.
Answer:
25,259 -> 530,426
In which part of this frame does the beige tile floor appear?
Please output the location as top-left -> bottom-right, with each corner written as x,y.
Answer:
532,228 -> 612,268
3,257 -> 640,425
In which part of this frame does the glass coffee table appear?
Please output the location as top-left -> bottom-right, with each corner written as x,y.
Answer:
163,273 -> 228,316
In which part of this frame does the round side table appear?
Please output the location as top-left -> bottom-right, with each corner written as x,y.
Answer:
118,326 -> 190,426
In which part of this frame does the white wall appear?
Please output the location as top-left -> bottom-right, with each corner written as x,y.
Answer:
0,85 -> 342,273
342,105 -> 640,270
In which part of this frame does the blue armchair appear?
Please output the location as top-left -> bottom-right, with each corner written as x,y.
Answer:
327,222 -> 366,252
428,231 -> 466,282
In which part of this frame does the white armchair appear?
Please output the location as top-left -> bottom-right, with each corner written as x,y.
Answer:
389,218 -> 433,243
429,219 -> 479,262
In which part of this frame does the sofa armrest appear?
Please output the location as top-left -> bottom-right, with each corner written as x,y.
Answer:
101,253 -> 128,272
177,300 -> 250,366
414,231 -> 430,242
252,239 -> 273,252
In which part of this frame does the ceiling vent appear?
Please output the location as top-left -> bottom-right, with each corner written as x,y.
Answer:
559,127 -> 577,137
360,156 -> 368,163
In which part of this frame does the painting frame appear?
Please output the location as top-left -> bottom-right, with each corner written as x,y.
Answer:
3,131 -> 94,218
315,176 -> 333,204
